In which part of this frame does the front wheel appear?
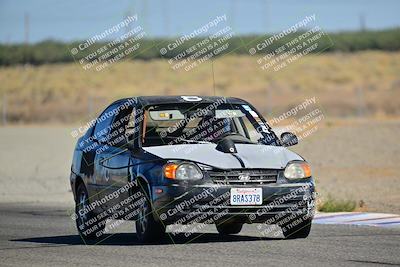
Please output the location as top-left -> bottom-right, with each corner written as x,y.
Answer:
135,186 -> 166,243
282,218 -> 312,239
216,222 -> 243,235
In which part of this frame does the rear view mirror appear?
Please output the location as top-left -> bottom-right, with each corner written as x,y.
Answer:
280,132 -> 298,147
149,110 -> 184,121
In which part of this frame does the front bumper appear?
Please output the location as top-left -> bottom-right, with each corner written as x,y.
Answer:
151,181 -> 316,225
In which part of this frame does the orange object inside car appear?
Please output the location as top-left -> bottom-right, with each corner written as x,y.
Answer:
142,112 -> 147,143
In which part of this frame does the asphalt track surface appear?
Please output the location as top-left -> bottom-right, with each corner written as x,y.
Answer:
0,203 -> 399,267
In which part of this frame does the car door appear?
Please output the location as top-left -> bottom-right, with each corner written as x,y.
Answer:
95,101 -> 135,211
91,103 -> 120,209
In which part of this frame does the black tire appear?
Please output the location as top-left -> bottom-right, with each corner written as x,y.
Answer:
75,183 -> 106,243
282,217 -> 312,239
135,182 -> 166,243
216,222 -> 243,235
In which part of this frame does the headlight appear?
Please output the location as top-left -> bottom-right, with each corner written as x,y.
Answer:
164,162 -> 203,180
284,161 -> 311,179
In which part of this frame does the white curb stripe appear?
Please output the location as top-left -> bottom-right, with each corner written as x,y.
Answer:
313,212 -> 400,228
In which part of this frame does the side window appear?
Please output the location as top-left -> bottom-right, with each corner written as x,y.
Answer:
108,104 -> 134,147
125,108 -> 136,138
243,119 -> 264,142
93,104 -> 119,143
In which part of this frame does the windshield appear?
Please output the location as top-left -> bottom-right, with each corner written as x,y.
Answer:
141,103 -> 279,147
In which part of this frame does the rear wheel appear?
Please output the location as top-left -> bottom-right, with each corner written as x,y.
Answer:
282,217 -> 312,239
216,222 -> 243,235
135,183 -> 166,243
75,183 -> 106,242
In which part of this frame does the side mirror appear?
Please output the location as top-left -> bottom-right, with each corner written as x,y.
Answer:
280,132 -> 298,147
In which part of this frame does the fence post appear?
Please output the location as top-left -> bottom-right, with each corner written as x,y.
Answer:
357,86 -> 366,117
2,93 -> 7,126
88,95 -> 93,117
266,86 -> 272,116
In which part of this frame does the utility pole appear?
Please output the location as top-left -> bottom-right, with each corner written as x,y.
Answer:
264,0 -> 268,33
359,13 -> 366,31
24,12 -> 30,45
142,0 -> 148,36
229,0 -> 235,30
124,10 -> 133,36
24,12 -> 30,64
266,86 -> 272,116
211,60 -> 216,96
163,0 -> 170,37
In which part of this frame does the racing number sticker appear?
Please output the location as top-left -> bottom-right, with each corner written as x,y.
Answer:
181,96 -> 202,102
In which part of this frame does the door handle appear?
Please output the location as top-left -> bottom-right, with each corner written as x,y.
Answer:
99,157 -> 110,181
105,168 -> 110,181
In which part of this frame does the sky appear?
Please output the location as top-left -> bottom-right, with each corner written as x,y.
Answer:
0,0 -> 399,44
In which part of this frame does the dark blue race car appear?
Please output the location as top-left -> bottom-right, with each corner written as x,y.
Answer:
70,96 -> 315,243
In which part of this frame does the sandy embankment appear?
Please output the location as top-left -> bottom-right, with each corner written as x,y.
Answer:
0,126 -> 76,205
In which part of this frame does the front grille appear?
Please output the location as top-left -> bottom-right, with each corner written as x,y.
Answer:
207,169 -> 278,185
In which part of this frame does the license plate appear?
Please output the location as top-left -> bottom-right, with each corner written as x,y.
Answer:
230,188 -> 262,205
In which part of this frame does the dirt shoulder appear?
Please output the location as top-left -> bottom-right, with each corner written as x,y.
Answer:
291,119 -> 400,214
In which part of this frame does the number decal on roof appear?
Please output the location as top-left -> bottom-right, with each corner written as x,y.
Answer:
181,96 -> 202,102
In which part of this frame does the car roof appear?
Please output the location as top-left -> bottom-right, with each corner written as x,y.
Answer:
115,95 -> 249,107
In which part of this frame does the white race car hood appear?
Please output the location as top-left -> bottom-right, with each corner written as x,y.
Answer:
143,144 -> 303,169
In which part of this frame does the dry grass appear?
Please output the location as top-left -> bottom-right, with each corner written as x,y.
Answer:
317,195 -> 357,212
0,51 -> 400,123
